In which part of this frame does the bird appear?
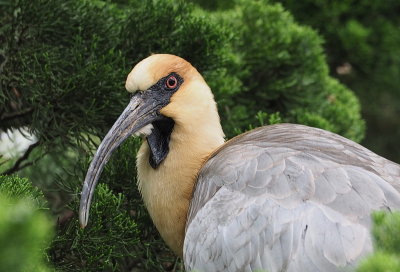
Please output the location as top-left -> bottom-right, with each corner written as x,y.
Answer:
79,54 -> 400,272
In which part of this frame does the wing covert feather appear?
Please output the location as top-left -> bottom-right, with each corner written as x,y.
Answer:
184,124 -> 400,272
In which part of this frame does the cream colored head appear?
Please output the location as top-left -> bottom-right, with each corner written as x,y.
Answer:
125,54 -> 197,92
124,54 -> 220,128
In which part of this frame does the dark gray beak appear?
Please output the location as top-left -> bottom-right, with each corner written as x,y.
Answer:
79,92 -> 157,228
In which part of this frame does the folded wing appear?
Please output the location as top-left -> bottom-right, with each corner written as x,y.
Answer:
184,124 -> 400,272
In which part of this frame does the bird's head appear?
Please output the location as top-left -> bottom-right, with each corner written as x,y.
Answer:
79,54 -> 220,228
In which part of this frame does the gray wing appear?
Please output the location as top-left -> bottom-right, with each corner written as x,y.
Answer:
184,124 -> 400,272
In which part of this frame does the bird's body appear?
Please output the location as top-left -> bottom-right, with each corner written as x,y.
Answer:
79,54 -> 400,272
185,124 -> 400,271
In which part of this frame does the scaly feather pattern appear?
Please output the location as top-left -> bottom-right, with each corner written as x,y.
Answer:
185,123 -> 400,272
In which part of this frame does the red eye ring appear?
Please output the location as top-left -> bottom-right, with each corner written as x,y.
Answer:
166,75 -> 178,89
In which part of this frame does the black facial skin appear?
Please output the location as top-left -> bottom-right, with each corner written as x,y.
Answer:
143,72 -> 183,168
147,118 -> 175,168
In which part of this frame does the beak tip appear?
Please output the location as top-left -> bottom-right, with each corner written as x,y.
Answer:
79,216 -> 88,228
78,207 -> 88,229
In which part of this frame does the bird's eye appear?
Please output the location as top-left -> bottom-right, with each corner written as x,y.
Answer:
166,75 -> 178,89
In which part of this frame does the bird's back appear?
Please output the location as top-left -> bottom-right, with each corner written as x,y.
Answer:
184,124 -> 400,272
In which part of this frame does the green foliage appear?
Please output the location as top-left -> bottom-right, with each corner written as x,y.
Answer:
357,212 -> 400,272
189,0 -> 234,11
0,174 -> 47,209
50,138 -> 181,271
0,0 -> 234,149
273,0 -> 400,162
357,252 -> 400,272
201,0 -> 365,140
315,78 -> 364,142
371,212 -> 400,254
51,183 -> 141,271
121,0 -> 232,72
0,175 -> 52,272
0,0 -> 127,146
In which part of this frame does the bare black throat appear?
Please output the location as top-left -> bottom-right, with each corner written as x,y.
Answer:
147,117 -> 175,169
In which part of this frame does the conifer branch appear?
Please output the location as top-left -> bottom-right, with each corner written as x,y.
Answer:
1,141 -> 41,175
0,108 -> 33,122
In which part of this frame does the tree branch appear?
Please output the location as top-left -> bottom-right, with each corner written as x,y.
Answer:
0,107 -> 33,122
1,140 -> 41,175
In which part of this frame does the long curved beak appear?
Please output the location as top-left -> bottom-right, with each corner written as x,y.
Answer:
79,92 -> 157,228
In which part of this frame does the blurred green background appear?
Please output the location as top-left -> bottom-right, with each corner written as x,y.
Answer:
0,0 -> 399,271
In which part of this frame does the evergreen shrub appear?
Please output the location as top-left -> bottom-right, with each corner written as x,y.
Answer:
193,0 -> 365,140
272,0 -> 400,162
0,175 -> 52,271
357,212 -> 400,271
50,138 -> 180,271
